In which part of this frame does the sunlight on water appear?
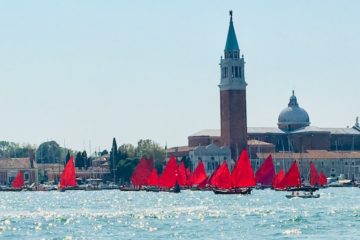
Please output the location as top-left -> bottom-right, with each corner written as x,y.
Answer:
0,188 -> 359,239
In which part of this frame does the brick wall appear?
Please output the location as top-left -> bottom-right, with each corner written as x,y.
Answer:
220,89 -> 247,158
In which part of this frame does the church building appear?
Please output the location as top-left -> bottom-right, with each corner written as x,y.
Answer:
167,11 -> 360,180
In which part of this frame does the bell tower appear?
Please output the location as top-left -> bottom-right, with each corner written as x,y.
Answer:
219,11 -> 247,159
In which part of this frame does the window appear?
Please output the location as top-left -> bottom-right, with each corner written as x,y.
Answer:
233,66 -> 239,78
222,67 -> 228,78
231,66 -> 234,78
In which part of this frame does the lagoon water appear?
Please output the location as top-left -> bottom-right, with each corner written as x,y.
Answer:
0,188 -> 359,239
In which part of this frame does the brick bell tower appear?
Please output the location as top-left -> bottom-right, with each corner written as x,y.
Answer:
219,11 -> 247,159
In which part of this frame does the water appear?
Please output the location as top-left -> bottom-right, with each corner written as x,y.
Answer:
0,188 -> 359,239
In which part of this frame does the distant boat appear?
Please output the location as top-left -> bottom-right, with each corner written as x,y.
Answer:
277,161 -> 301,190
187,160 -> 207,190
10,171 -> 25,191
212,149 -> 255,195
279,161 -> 319,198
309,162 -> 320,187
130,157 -> 153,188
158,155 -> 181,193
59,156 -> 77,191
319,171 -> 327,187
255,155 -> 275,189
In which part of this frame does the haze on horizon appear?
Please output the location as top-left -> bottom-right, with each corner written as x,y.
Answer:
0,1 -> 359,152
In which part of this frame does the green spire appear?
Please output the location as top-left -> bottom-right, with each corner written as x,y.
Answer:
225,10 -> 239,51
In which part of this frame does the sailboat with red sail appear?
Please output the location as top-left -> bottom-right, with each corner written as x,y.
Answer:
130,157 -> 153,189
319,171 -> 327,187
59,156 -> 77,191
309,162 -> 320,187
177,162 -> 187,187
147,168 -> 159,186
277,161 -> 301,190
145,168 -> 160,192
12,171 -> 25,190
210,161 -> 232,190
255,155 -> 275,188
272,168 -> 285,190
280,161 -> 320,198
187,160 -> 207,189
212,149 -> 255,194
158,155 -> 180,193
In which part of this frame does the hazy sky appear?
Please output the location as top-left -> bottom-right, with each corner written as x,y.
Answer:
1,1 -> 359,152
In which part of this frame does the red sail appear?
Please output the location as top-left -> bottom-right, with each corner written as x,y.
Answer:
231,148 -> 256,188
272,168 -> 285,189
197,177 -> 208,189
255,155 -> 275,186
12,171 -> 24,189
188,160 -> 207,187
208,164 -> 220,186
309,162 -> 319,186
319,171 -> 327,186
131,158 -> 153,187
177,162 -> 187,187
277,161 -> 301,189
60,156 -> 77,189
146,168 -> 159,186
211,161 -> 232,189
158,156 -> 178,188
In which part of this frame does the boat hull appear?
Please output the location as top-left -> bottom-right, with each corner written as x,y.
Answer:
286,194 -> 320,199
120,187 -> 141,192
213,188 -> 252,195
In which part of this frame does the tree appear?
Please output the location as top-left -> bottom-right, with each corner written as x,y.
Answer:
109,138 -> 119,182
36,141 -> 61,164
136,139 -> 165,174
75,152 -> 83,168
117,157 -> 139,183
118,144 -> 136,158
0,141 -> 34,158
82,151 -> 88,169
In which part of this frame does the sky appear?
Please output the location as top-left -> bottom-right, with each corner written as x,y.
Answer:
0,1 -> 359,152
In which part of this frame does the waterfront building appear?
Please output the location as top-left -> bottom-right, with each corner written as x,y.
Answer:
188,144 -> 231,175
0,157 -> 36,185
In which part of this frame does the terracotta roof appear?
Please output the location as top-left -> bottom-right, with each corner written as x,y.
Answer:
257,150 -> 360,159
0,158 -> 32,169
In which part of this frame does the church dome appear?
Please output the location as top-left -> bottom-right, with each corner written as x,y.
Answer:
278,91 -> 310,132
